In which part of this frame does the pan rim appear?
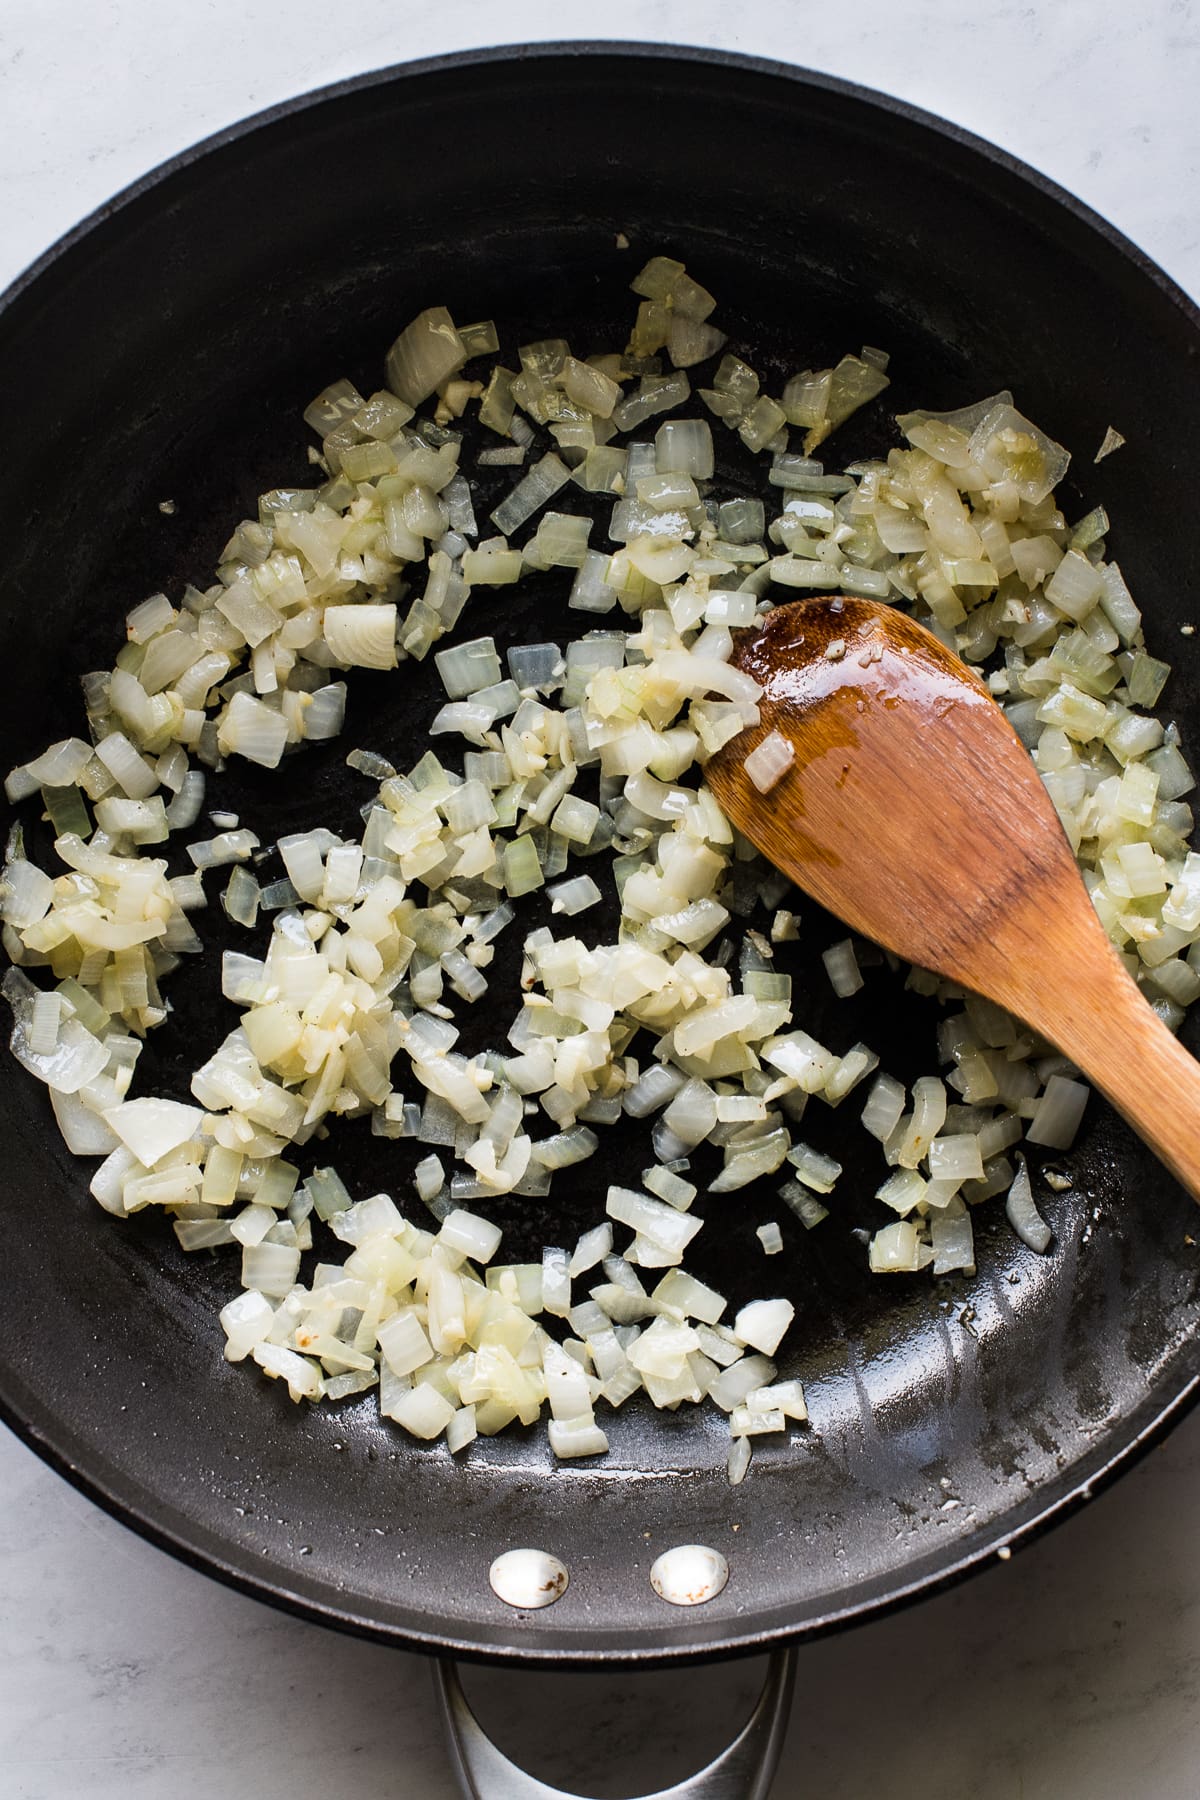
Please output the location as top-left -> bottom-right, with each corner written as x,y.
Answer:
4,1370 -> 1199,1668
2,37 -> 1199,1666
4,40 -> 1199,347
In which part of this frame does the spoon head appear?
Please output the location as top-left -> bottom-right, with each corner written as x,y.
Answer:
706,597 -> 1089,1023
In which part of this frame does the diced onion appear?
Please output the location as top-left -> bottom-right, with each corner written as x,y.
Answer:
3,249 -> 1196,1485
1005,1156 -> 1053,1253
744,730 -> 795,794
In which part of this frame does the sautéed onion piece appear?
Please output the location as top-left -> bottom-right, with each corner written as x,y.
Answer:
2,257 -> 1197,1477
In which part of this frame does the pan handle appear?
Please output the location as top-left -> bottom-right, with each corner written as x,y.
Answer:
434,1646 -> 795,1800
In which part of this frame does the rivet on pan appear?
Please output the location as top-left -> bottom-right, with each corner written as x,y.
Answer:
489,1548 -> 569,1609
650,1543 -> 729,1607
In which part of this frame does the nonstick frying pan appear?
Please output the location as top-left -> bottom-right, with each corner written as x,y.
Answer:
1,43 -> 1199,1709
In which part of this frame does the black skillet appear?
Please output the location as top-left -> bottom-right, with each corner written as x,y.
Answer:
1,48 -> 1199,1762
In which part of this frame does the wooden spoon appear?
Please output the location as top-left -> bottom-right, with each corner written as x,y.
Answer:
706,595 -> 1200,1201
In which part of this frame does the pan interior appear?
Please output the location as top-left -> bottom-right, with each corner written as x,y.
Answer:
1,47 -> 1198,1661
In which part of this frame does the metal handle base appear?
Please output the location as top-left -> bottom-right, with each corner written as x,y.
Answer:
435,1647 -> 796,1800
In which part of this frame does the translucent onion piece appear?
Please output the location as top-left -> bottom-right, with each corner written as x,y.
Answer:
323,603 -> 398,670
1005,1156 -> 1053,1253
744,730 -> 795,794
385,307 -> 466,406
4,971 -> 109,1094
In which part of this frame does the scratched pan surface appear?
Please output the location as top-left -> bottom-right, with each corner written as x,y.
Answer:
0,44 -> 1198,1664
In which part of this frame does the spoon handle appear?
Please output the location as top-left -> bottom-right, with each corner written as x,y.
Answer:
1035,927 -> 1200,1204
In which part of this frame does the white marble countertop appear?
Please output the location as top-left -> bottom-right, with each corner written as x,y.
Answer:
2,4 -> 1200,1796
